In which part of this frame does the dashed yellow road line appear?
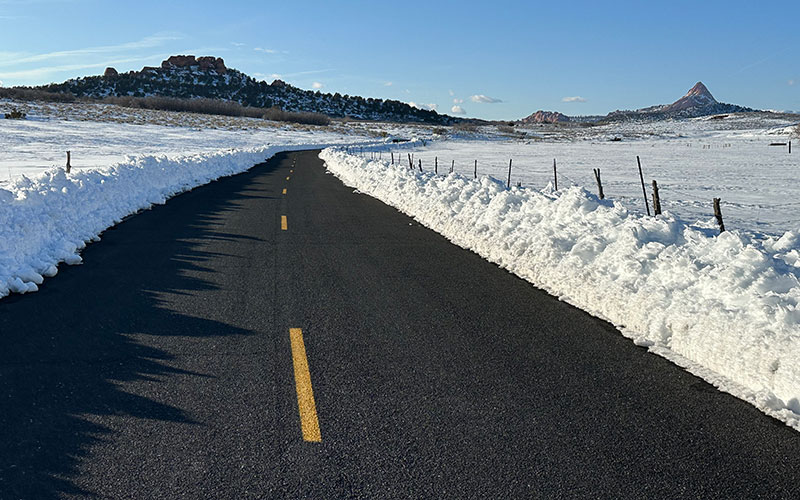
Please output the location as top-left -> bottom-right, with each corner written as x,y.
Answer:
289,328 -> 321,442
282,188 -> 287,195
286,176 -> 291,181
281,215 -> 288,230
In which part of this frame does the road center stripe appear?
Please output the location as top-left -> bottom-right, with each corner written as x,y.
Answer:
289,328 -> 322,442
282,188 -> 287,195
281,216 -> 288,231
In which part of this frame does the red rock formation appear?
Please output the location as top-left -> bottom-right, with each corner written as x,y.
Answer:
519,110 -> 570,124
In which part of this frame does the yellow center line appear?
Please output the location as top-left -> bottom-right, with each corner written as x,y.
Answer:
282,188 -> 287,195
281,215 -> 288,230
289,328 -> 322,442
286,176 -> 291,181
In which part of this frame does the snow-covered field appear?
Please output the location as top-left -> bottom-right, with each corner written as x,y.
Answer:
395,116 -> 799,237
3,97 -> 800,430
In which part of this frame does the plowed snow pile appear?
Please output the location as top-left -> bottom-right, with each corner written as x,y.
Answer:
321,147 -> 800,429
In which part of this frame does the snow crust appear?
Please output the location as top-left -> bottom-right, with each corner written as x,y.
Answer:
321,147 -> 800,429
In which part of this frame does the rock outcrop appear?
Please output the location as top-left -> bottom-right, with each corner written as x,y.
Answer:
519,110 -> 570,124
161,55 -> 226,74
103,67 -> 118,77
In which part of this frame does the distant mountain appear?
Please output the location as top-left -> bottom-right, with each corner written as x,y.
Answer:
35,55 -> 453,124
605,82 -> 754,121
518,110 -> 570,124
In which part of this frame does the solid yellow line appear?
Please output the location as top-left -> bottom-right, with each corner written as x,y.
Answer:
286,176 -> 290,181
282,188 -> 287,195
289,328 -> 321,442
281,215 -> 287,230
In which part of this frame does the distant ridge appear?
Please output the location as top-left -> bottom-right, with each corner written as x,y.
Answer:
33,55 -> 453,124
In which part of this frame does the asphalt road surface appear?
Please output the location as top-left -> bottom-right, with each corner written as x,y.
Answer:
1,150 -> 799,499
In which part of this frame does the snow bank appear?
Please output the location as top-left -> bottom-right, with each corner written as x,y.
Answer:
321,147 -> 800,429
0,144 -> 334,298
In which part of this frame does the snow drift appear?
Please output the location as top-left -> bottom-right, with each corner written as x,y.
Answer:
0,144 -> 336,299
321,147 -> 800,429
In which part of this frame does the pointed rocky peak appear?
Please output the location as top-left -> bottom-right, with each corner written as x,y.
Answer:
685,82 -> 715,101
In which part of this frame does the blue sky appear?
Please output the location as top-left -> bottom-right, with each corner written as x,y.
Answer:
0,0 -> 797,119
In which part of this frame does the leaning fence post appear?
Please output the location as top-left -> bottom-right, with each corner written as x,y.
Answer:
507,159 -> 513,188
651,180 -> 662,215
713,198 -> 725,233
451,160 -> 454,174
637,156 -> 651,216
418,158 -> 422,172
553,159 -> 558,191
593,168 -> 604,199
66,151 -> 71,173
408,153 -> 413,169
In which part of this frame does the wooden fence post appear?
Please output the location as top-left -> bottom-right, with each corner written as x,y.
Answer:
391,152 -> 394,165
651,180 -> 662,215
66,151 -> 71,173
451,160 -> 454,174
435,156 -> 438,174
553,159 -> 558,191
408,153 -> 413,169
474,159 -> 477,179
713,198 -> 725,233
507,159 -> 512,188
593,168 -> 604,199
418,159 -> 422,172
637,156 -> 651,216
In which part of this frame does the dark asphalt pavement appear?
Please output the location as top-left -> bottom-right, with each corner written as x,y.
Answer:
1,149 -> 799,499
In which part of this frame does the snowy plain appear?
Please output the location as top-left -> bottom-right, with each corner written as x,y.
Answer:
321,117 -> 800,430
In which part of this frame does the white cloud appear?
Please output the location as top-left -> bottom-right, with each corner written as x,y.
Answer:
453,98 -> 463,104
451,105 -> 466,114
254,47 -> 278,54
562,96 -> 587,103
384,81 -> 393,86
448,89 -> 455,96
0,33 -> 182,68
470,94 -> 502,103
409,102 -> 438,111
0,80 -> 3,87
789,79 -> 796,86
312,81 -> 324,89
231,42 -> 245,47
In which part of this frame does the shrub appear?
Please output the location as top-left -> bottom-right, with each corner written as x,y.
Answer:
432,127 -> 448,135
0,87 -> 76,102
261,106 -> 331,126
453,122 -> 478,133
4,108 -> 26,119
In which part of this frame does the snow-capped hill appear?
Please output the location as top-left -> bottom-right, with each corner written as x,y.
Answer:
36,55 -> 453,124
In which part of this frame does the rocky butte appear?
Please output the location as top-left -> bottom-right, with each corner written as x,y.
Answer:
518,110 -> 570,124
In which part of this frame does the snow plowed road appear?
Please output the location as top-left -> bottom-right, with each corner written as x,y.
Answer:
1,150 -> 799,498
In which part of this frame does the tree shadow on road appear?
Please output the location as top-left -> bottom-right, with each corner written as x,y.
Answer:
0,158 -> 281,498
